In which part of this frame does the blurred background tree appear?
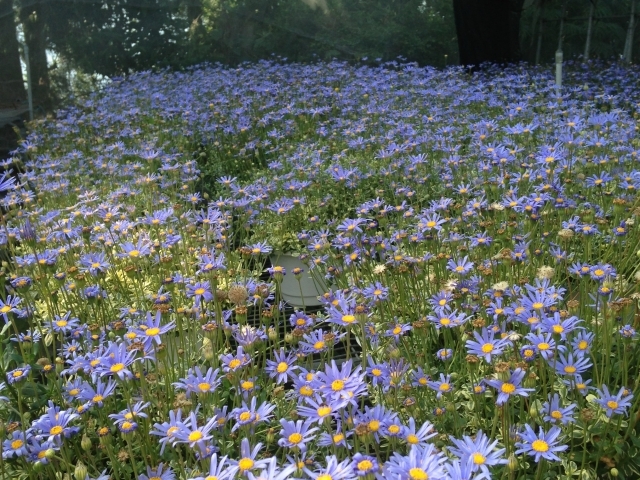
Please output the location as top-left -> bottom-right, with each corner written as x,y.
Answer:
0,0 -> 638,113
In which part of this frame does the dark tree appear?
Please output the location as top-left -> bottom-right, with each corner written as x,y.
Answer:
44,0 -> 188,77
452,0 -> 525,68
0,0 -> 26,106
20,0 -> 52,110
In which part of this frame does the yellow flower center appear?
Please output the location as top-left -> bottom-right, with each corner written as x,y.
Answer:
110,363 -> 125,373
501,383 -> 516,394
241,381 -> 254,390
121,421 -> 134,431
12,370 -> 23,378
332,380 -> 345,391
300,386 -> 313,396
357,460 -> 373,472
333,433 -> 344,444
317,475 -> 333,480
368,420 -> 380,432
188,431 -> 203,442
538,342 -> 550,350
393,326 -> 402,335
128,250 -> 140,258
239,412 -> 252,422
481,343 -> 494,354
195,288 -> 206,295
238,458 -> 254,471
473,453 -> 486,464
564,366 -> 577,374
440,318 -> 450,326
198,382 -> 211,392
56,320 -> 68,327
372,368 -> 382,377
314,341 -> 325,350
578,341 -> 588,350
388,424 -> 401,434
342,314 -> 356,324
146,327 -> 160,336
551,410 -> 563,420
288,433 -> 303,444
317,406 -> 332,417
531,439 -> 549,452
0,305 -> 12,313
409,467 -> 429,480
11,439 -> 24,449
50,426 -> 64,436
439,383 -> 450,392
93,395 -> 103,403
228,359 -> 241,369
406,434 -> 419,444
607,400 -> 619,410
276,362 -> 289,373
552,325 -> 564,334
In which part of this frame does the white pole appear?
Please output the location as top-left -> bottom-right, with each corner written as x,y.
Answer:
24,42 -> 33,121
555,49 -> 563,96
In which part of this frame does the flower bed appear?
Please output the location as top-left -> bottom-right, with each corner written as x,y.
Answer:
1,59 -> 640,480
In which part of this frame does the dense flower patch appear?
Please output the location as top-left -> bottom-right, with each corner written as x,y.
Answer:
1,59 -> 640,480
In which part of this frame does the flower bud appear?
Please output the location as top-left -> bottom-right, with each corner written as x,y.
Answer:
44,448 -> 56,460
524,372 -> 538,389
266,429 -> 276,444
81,434 -> 92,451
74,462 -> 88,480
507,454 -> 518,471
33,461 -> 45,473
203,344 -> 215,361
611,468 -> 619,477
284,333 -> 294,344
268,327 -> 278,341
388,347 -> 401,359
529,402 -> 540,421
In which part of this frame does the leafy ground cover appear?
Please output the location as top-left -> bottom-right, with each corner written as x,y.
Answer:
1,59 -> 640,480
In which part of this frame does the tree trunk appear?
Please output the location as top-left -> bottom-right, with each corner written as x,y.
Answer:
452,0 -> 525,69
584,1 -> 595,61
623,0 -> 636,63
186,0 -> 203,31
0,0 -> 26,107
20,2 -> 51,111
536,13 -> 544,65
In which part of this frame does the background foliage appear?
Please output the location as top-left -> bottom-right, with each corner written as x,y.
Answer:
1,0 -> 639,110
